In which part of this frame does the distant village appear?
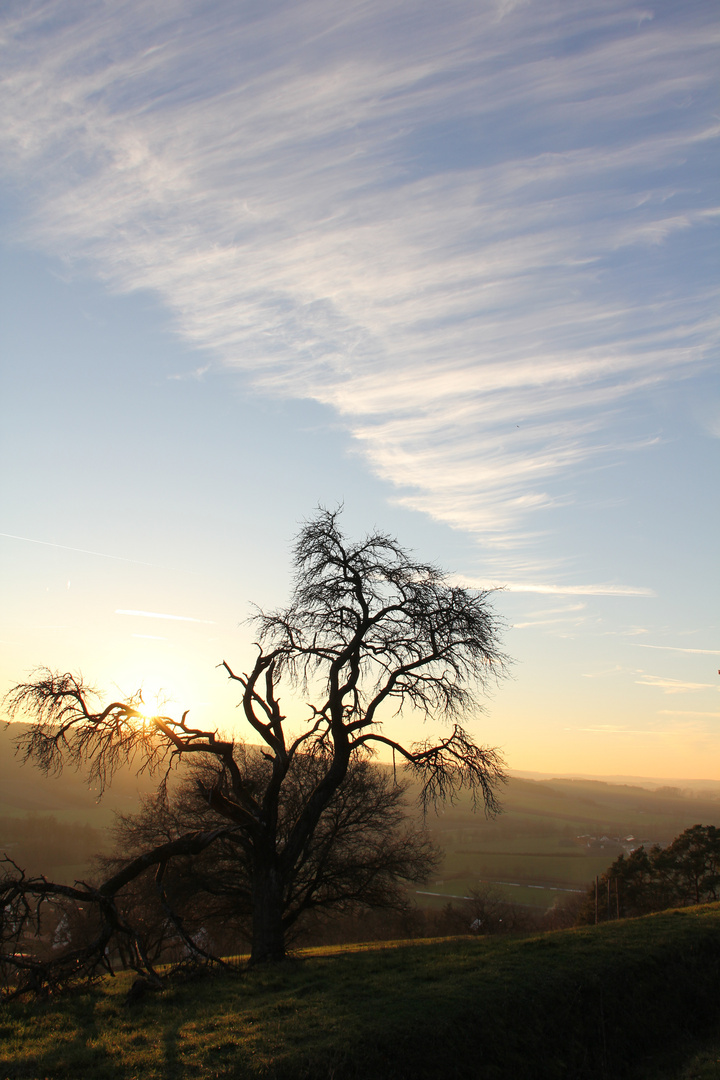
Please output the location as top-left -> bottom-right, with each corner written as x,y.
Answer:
576,835 -> 649,856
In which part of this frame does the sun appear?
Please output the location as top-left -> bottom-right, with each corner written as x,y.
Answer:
129,683 -> 175,728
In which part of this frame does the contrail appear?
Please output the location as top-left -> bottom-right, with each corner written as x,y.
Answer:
0,531 -> 168,569
633,643 -> 720,656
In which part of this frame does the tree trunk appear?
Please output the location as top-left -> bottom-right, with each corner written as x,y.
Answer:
250,861 -> 286,964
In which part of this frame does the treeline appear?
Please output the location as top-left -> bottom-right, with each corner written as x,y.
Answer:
577,823 -> 720,923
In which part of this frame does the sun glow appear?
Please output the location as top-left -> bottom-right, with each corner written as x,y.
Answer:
129,683 -> 175,728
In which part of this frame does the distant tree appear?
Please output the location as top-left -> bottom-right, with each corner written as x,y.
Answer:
544,891 -> 588,931
1,507 -> 507,989
577,824 -> 720,924
657,824 -> 720,906
467,883 -> 519,934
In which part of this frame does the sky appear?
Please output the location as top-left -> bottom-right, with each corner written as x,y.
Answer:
0,0 -> 718,783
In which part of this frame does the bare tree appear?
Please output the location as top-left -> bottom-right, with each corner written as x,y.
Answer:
2,507 -> 507,974
101,750 -> 439,959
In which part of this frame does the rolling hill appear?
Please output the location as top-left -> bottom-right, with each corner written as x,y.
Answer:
2,722 -> 719,903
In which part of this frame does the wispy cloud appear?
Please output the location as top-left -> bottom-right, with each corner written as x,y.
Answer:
568,726 -> 683,736
635,675 -> 719,694
116,609 -> 214,624
0,0 -> 717,559
513,600 -> 587,629
660,710 -> 720,717
581,667 -> 624,679
167,363 -> 212,382
461,577 -> 655,596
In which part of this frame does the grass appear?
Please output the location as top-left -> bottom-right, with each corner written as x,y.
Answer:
673,1042 -> 720,1080
3,906 -> 720,1079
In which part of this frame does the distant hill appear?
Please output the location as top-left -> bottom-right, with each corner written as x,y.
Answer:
420,773 -> 720,909
2,721 -> 719,903
0,722 -> 166,824
0,722 -> 164,879
511,768 -> 720,795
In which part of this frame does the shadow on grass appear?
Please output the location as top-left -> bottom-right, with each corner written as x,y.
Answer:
161,1015 -> 183,1079
0,990 -> 129,1080
3,911 -> 720,1080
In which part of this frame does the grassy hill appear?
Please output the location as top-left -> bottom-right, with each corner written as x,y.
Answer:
3,905 -> 720,1079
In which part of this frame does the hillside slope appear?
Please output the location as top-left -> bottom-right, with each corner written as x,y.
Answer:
2,906 -> 720,1079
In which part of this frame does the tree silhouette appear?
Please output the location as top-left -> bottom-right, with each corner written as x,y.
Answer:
2,507 -> 507,982
99,750 -> 439,964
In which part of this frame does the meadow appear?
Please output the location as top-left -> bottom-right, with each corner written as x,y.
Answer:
3,906 -> 720,1079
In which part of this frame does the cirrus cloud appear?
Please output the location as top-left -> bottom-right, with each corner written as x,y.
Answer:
0,0 -> 717,569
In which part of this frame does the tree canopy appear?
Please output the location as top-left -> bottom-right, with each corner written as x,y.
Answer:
579,824 -> 720,923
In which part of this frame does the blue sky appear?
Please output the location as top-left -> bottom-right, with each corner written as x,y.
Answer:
1,0 -> 718,780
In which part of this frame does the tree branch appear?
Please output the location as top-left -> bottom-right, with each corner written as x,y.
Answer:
353,726 -> 507,815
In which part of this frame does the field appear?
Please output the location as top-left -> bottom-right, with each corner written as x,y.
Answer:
3,906 -> 720,1079
419,775 -> 720,910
